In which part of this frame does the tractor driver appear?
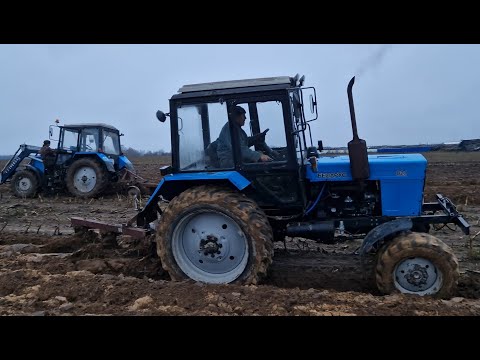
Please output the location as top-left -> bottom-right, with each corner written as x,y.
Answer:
216,105 -> 276,168
39,140 -> 56,174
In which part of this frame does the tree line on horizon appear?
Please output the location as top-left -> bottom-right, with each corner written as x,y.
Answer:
121,146 -> 171,158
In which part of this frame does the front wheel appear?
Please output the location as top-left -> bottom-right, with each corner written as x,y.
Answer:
156,185 -> 274,284
375,232 -> 459,298
11,170 -> 39,198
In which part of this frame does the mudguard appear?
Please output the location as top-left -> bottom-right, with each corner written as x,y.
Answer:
25,164 -> 44,182
29,158 -> 45,174
136,171 -> 251,226
118,155 -> 134,171
359,218 -> 413,256
73,153 -> 115,172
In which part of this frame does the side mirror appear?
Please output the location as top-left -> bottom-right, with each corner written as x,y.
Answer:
300,87 -> 318,122
318,140 -> 323,152
49,125 -> 60,141
156,110 -> 168,123
309,94 -> 316,113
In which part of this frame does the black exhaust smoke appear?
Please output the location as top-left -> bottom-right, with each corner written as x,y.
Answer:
347,76 -> 370,180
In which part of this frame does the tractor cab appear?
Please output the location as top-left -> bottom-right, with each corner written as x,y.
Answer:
53,123 -> 122,164
161,75 -> 317,215
1,122 -> 138,199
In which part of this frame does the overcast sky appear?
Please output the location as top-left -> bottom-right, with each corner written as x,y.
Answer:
0,44 -> 479,155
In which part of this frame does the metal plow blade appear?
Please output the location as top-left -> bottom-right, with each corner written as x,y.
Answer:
71,216 -> 151,239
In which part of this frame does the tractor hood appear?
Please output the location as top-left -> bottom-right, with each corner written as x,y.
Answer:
305,153 -> 427,182
305,153 -> 428,216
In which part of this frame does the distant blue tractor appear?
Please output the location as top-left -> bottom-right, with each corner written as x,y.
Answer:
1,123 -> 138,198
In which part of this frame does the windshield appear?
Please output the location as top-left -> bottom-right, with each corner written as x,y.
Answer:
61,129 -> 80,151
102,130 -> 120,155
80,128 -> 100,152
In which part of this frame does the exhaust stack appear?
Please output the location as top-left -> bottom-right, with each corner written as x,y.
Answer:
347,76 -> 370,180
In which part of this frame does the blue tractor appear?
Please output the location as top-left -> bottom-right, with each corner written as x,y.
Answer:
1,123 -> 138,198
115,75 -> 469,297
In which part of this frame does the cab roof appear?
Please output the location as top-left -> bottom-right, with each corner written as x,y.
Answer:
178,76 -> 293,93
172,75 -> 301,99
62,123 -> 119,131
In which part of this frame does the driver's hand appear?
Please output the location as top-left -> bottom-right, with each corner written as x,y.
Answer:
259,154 -> 273,162
270,150 -> 281,159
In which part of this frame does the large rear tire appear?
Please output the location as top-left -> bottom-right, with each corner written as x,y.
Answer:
156,185 -> 274,284
375,232 -> 459,298
11,170 -> 39,198
66,158 -> 109,198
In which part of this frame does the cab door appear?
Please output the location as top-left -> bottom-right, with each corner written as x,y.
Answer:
56,128 -> 80,166
228,95 -> 305,215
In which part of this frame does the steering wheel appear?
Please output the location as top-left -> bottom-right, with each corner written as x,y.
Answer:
251,128 -> 270,146
260,128 -> 269,141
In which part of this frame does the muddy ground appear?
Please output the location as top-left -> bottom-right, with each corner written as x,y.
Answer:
0,152 -> 479,316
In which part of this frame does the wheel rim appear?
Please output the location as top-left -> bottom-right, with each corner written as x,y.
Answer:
394,257 -> 443,295
73,166 -> 97,193
16,176 -> 32,192
171,209 -> 249,284
127,186 -> 141,199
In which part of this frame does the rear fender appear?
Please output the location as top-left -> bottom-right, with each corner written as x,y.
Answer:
136,171 -> 251,227
72,153 -> 115,172
118,155 -> 135,171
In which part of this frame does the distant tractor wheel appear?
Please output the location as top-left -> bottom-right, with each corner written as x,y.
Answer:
156,185 -> 274,285
375,232 -> 459,298
66,158 -> 108,198
127,186 -> 142,199
11,170 -> 39,198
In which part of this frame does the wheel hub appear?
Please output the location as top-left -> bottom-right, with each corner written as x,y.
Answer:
19,178 -> 32,191
200,235 -> 223,257
404,264 -> 428,287
394,257 -> 442,294
74,166 -> 97,192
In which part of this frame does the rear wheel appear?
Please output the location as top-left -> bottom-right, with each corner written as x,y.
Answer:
156,185 -> 274,284
66,158 -> 108,198
375,232 -> 459,298
11,170 -> 39,198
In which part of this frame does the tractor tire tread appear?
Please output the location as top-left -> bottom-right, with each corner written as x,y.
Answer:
375,231 -> 459,298
156,185 -> 274,284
